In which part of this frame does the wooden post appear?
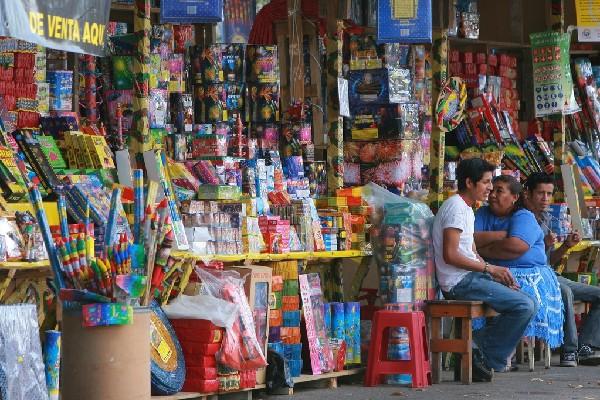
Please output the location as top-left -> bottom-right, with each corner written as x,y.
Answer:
428,29 -> 449,211
132,0 -> 151,156
547,0 -> 566,201
287,0 -> 304,104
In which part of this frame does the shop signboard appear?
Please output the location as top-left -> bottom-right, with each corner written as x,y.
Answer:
0,0 -> 111,56
530,31 -> 574,117
575,0 -> 600,27
160,0 -> 223,23
377,0 -> 432,43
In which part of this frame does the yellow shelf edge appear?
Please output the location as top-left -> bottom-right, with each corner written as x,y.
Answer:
0,260 -> 51,270
170,250 -> 368,262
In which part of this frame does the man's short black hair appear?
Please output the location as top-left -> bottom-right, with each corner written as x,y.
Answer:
456,158 -> 496,191
524,172 -> 554,192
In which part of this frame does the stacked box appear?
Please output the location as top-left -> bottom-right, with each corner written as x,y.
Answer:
170,319 -> 224,394
268,272 -> 284,354
259,216 -> 291,253
343,302 -> 361,365
217,364 -> 241,393
283,310 -> 301,327
448,49 -> 520,126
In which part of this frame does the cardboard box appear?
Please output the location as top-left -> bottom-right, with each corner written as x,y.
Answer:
223,265 -> 272,384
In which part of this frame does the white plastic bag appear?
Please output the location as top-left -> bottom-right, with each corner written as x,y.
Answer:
162,294 -> 239,329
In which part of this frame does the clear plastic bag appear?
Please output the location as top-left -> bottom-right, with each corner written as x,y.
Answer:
162,294 -> 239,329
0,304 -> 48,400
195,267 -> 267,371
362,183 -> 435,310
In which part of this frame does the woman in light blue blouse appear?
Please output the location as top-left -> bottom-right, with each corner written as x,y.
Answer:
474,175 -> 563,349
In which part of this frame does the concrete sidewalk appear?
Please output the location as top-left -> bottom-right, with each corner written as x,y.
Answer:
264,358 -> 600,400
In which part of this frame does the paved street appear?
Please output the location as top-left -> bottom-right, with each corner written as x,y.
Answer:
260,358 -> 600,400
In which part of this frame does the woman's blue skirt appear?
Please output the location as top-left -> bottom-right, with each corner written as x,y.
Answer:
474,266 -> 564,349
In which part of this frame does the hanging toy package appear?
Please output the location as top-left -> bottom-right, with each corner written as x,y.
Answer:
195,267 -> 267,371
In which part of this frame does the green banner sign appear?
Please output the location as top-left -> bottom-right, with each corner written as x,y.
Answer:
530,31 -> 574,117
0,0 -> 111,56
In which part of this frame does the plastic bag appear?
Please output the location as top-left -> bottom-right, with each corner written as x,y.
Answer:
362,182 -> 435,310
162,294 -> 239,329
0,304 -> 48,400
195,267 -> 267,371
266,350 -> 293,393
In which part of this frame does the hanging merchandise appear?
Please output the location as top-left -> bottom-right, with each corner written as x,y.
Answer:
435,77 -> 467,132
530,31 -> 576,117
377,0 -> 432,44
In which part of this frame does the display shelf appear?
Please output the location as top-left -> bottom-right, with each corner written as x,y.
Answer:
170,250 -> 371,262
0,260 -> 50,270
570,50 -> 600,55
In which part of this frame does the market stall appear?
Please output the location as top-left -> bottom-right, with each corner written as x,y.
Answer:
2,0 -> 600,399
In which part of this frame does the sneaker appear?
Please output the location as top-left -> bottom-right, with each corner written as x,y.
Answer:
472,351 -> 494,382
560,351 -> 577,367
578,344 -> 600,366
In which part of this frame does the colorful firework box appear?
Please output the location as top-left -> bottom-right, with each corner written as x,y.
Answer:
246,45 -> 279,83
299,273 -> 334,374
248,83 -> 280,123
222,44 -> 245,82
105,89 -> 134,133
346,104 -> 403,140
348,69 -> 389,107
0,145 -> 27,200
195,84 -> 227,123
82,303 -> 133,327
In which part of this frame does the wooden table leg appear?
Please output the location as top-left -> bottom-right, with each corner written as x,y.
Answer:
430,316 -> 442,384
461,317 -> 472,384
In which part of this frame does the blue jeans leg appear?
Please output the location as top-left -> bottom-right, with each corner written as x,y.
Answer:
446,272 -> 538,371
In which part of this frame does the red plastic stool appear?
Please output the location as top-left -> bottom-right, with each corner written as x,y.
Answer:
364,310 -> 432,388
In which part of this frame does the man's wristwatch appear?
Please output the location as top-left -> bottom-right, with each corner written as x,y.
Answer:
483,262 -> 489,274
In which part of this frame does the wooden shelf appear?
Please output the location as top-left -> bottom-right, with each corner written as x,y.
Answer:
448,37 -> 531,50
294,367 -> 364,383
170,250 -> 371,262
0,260 -> 50,270
111,3 -> 161,13
154,384 -> 266,400
570,50 -> 600,55
154,369 -> 363,399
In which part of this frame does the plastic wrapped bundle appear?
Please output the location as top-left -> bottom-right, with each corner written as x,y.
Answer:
362,183 -> 434,311
0,304 -> 48,400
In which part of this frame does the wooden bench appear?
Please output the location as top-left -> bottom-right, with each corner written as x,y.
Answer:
426,300 -> 553,384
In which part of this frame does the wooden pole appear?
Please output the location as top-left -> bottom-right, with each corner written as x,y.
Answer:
428,29 -> 449,211
132,0 -> 151,157
548,0 -> 566,201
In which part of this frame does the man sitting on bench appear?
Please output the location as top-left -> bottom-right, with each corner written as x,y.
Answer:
523,173 -> 600,367
432,158 -> 537,381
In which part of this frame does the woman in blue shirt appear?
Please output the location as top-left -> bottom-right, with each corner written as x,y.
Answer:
474,175 -> 563,349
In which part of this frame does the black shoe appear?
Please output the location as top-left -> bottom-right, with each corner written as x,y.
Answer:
472,351 -> 494,382
578,344 -> 600,366
560,351 -> 577,367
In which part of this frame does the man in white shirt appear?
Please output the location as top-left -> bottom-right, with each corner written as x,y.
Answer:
432,158 -> 537,381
